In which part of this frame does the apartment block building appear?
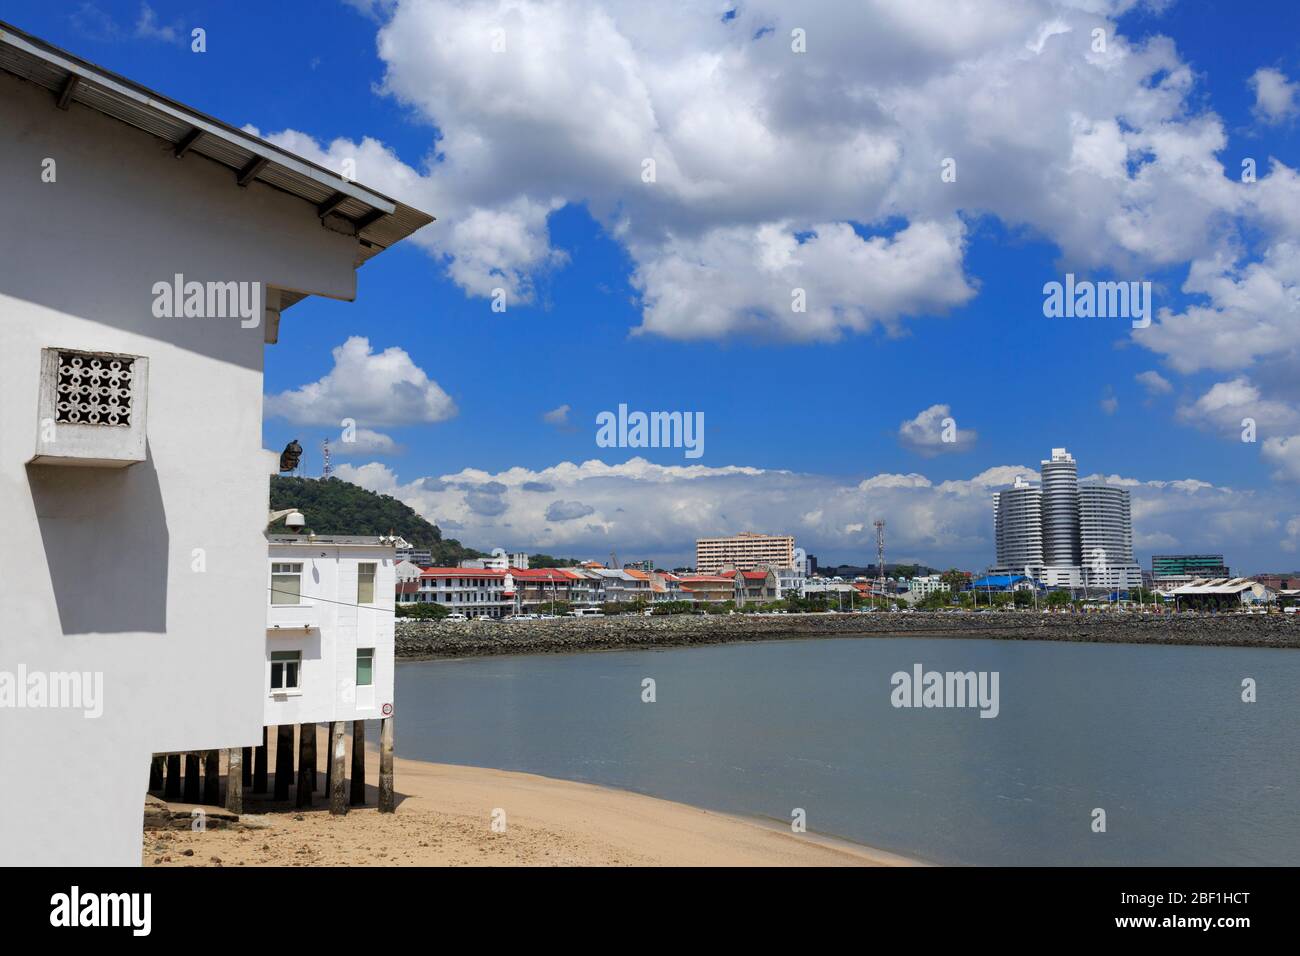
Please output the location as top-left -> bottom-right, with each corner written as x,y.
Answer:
695,532 -> 795,574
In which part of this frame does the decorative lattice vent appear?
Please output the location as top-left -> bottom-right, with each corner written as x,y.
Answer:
54,351 -> 135,426
31,347 -> 148,468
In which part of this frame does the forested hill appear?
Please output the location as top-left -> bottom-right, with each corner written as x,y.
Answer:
269,476 -> 481,566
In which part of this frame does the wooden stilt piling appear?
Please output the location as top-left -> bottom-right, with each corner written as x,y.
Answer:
378,716 -> 395,814
350,720 -> 366,806
329,721 -> 347,816
183,752 -> 201,803
274,725 -> 294,801
225,747 -> 244,815
296,722 -> 316,808
203,749 -> 220,804
148,755 -> 164,792
253,726 -> 268,793
242,746 -> 253,788
164,754 -> 181,799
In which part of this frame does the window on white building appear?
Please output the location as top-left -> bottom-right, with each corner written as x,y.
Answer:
270,563 -> 303,605
357,562 -> 376,604
356,648 -> 374,687
270,650 -> 301,692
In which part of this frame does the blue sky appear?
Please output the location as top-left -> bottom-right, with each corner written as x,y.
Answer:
12,0 -> 1300,570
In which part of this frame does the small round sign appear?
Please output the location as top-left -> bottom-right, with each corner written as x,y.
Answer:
382,703 -> 393,716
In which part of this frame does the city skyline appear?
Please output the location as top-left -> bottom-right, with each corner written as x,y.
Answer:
13,0 -> 1299,570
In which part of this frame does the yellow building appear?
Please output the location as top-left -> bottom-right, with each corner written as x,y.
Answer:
695,533 -> 794,574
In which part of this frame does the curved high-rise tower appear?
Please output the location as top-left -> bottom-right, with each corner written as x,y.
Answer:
994,475 -> 1043,574
1079,484 -> 1141,590
1040,448 -> 1081,573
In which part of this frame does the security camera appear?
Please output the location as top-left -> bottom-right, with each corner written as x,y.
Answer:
285,511 -> 306,531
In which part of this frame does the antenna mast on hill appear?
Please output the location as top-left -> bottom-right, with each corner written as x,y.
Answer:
874,519 -> 886,608
321,438 -> 332,479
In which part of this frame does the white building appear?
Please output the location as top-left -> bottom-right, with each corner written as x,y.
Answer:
909,575 -> 951,598
395,546 -> 433,567
0,25 -> 430,864
1078,485 -> 1142,592
991,448 -> 1141,593
265,536 -> 396,727
994,475 -> 1044,578
394,559 -> 424,583
459,547 -> 529,571
415,568 -> 513,618
775,565 -> 808,599
1040,448 -> 1083,588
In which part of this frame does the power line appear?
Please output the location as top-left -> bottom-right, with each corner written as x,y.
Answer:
269,586 -> 396,613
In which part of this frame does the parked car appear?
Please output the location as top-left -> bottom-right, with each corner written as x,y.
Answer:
445,612 -> 467,621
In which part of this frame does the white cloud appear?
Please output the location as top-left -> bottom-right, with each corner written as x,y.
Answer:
1135,370 -> 1172,395
1175,377 -> 1300,439
265,336 -> 456,427
1262,435 -> 1300,483
542,404 -> 571,426
632,220 -> 975,342
1100,386 -> 1119,415
331,455 -> 1291,568
333,427 -> 402,457
249,0 -> 1266,343
134,3 -> 180,43
1134,242 -> 1300,375
1282,515 -> 1300,552
1250,67 -> 1300,124
897,403 -> 977,456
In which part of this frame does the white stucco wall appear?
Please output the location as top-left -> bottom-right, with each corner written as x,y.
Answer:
0,71 -> 362,865
264,541 -> 396,726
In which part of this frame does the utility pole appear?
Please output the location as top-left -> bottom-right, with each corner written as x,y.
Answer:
874,520 -> 886,611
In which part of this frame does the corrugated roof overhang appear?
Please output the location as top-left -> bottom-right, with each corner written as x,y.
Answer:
0,20 -> 433,309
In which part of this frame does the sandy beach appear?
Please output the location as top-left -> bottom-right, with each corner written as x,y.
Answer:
143,731 -> 915,867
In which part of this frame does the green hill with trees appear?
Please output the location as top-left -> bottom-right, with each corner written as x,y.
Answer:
269,476 -> 481,566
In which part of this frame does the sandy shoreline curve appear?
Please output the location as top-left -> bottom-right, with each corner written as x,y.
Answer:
144,740 -> 919,867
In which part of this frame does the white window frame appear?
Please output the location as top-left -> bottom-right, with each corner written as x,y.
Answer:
270,562 -> 304,606
357,562 -> 377,605
269,650 -> 302,695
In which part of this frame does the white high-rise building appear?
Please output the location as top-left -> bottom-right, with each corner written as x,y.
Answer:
992,448 -> 1140,593
994,475 -> 1044,576
1040,448 -> 1083,588
1079,485 -> 1142,591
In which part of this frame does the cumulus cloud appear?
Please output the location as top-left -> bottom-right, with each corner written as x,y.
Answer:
1100,386 -> 1119,415
897,403 -> 977,456
331,454 -> 1293,568
1135,370 -> 1172,395
1134,242 -> 1300,375
333,427 -> 402,457
248,0 -> 1274,345
545,500 -> 596,521
134,3 -> 181,43
265,336 -> 456,427
1282,515 -> 1300,553
1176,377 -> 1300,439
632,220 -> 975,342
1250,67 -> 1299,124
1262,436 -> 1300,483
542,404 -> 571,427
